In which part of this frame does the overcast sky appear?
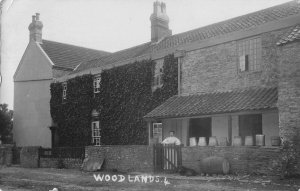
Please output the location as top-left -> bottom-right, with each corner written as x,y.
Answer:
0,0 -> 291,109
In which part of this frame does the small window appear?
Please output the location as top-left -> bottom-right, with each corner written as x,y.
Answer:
62,82 -> 67,101
238,37 -> 261,72
93,76 -> 101,93
91,121 -> 101,146
153,123 -> 162,143
152,60 -> 164,91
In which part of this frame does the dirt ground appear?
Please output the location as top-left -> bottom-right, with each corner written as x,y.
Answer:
0,166 -> 299,191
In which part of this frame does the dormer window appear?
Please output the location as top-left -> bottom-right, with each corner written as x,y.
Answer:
152,59 -> 164,91
62,82 -> 67,101
238,37 -> 261,72
93,76 -> 101,94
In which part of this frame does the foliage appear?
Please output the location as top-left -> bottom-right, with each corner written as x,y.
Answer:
280,137 -> 299,178
50,54 -> 178,146
0,103 -> 13,143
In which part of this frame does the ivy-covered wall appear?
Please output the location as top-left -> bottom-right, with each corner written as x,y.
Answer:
50,54 -> 178,146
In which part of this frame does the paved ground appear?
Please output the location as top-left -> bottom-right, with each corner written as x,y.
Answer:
0,166 -> 300,191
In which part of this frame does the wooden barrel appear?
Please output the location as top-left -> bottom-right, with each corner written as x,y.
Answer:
218,137 -> 228,146
232,136 -> 242,146
198,137 -> 207,146
189,137 -> 197,146
245,136 -> 254,146
200,156 -> 230,175
271,136 -> 281,146
256,134 -> 265,146
209,136 -> 218,146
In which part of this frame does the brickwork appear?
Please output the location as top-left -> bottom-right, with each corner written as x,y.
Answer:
40,158 -> 82,169
85,146 -> 153,173
182,146 -> 283,176
181,27 -> 291,95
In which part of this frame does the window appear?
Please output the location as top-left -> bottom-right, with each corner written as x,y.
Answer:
91,121 -> 101,146
62,82 -> 67,100
238,37 -> 261,72
152,60 -> 164,91
153,123 -> 162,143
93,76 -> 101,93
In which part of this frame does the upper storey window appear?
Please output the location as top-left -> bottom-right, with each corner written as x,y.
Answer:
62,82 -> 67,101
238,37 -> 261,72
152,59 -> 164,91
93,76 -> 101,94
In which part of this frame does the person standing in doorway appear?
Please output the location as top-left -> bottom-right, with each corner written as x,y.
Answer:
162,131 -> 181,145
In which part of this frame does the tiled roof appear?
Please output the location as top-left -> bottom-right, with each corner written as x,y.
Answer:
74,42 -> 152,72
40,40 -> 110,69
144,87 -> 277,119
74,1 -> 300,73
276,25 -> 300,45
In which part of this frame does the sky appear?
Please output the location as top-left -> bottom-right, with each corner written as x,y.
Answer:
0,0 -> 292,109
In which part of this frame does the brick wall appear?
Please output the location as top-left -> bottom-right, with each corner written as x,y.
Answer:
40,158 -> 82,169
181,27 -> 291,95
182,146 -> 282,176
85,145 -> 153,172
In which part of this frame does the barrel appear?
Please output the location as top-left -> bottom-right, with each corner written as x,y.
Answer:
200,156 -> 230,175
198,137 -> 207,146
232,136 -> 242,146
189,137 -> 197,146
271,136 -> 281,146
256,134 -> 265,146
245,136 -> 254,146
218,137 -> 228,146
209,136 -> 218,146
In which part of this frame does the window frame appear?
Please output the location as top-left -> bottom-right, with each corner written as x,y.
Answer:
152,59 -> 164,91
237,37 -> 261,73
91,121 -> 101,146
152,122 -> 163,143
93,75 -> 101,94
62,82 -> 67,101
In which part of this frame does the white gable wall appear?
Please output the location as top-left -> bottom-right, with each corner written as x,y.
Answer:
13,41 -> 53,147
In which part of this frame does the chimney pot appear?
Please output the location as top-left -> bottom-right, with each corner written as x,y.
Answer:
32,15 -> 36,22
36,13 -> 40,20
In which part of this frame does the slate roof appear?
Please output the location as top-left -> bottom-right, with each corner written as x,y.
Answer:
144,87 -> 277,119
276,25 -> 300,45
74,0 -> 300,73
40,40 -> 110,70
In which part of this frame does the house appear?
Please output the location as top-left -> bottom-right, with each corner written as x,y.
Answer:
13,13 -> 110,147
15,1 -> 300,149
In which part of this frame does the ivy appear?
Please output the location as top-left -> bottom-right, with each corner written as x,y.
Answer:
50,54 -> 178,146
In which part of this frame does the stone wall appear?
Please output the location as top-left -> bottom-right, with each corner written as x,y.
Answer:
39,158 -> 82,169
20,146 -> 40,168
0,144 -> 13,166
85,145 -> 153,173
182,146 -> 283,176
180,27 -> 291,95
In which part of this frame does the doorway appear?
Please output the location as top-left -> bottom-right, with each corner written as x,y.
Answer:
239,114 -> 262,144
189,117 -> 212,145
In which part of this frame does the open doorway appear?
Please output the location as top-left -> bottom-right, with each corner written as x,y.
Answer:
239,114 -> 262,144
189,117 -> 212,145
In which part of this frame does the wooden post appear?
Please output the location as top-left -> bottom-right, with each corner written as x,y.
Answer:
228,115 -> 232,145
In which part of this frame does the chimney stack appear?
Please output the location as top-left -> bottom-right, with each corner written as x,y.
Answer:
150,1 -> 172,42
28,13 -> 43,43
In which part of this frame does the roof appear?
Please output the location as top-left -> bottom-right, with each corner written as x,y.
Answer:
144,87 -> 277,119
40,40 -> 110,70
74,42 -> 151,72
276,24 -> 300,45
74,1 -> 300,73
